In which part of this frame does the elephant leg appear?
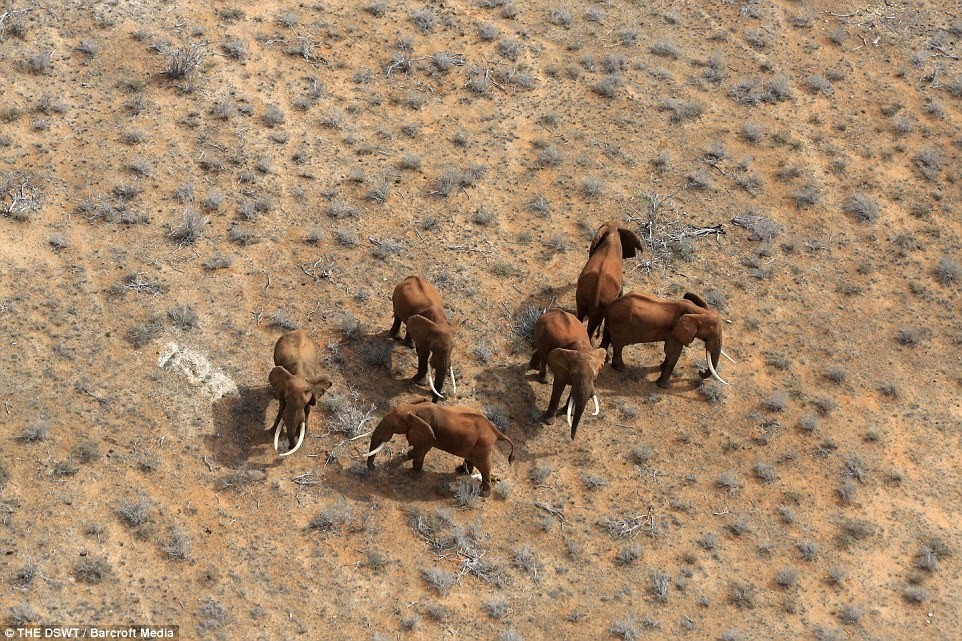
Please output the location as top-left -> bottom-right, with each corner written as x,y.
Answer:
528,350 -> 541,371
390,316 -> 402,338
542,379 -> 566,424
410,347 -> 429,383
658,341 -> 683,388
611,343 -> 627,372
475,452 -> 494,496
455,460 -> 475,475
538,360 -> 548,384
409,447 -> 431,473
586,316 -> 600,342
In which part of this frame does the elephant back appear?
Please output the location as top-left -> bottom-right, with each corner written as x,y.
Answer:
536,309 -> 591,356
393,276 -> 444,321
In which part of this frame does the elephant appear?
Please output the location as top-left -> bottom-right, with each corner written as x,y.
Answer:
529,309 -> 607,439
268,330 -> 333,456
365,397 -> 515,495
390,276 -> 457,403
576,220 -> 644,340
600,292 -> 735,389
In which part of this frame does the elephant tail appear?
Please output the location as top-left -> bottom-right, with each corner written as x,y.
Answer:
497,431 -> 515,464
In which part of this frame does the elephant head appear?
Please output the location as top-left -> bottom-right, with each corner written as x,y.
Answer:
406,314 -> 457,402
365,397 -> 434,469
589,220 -> 644,259
268,366 -> 332,455
677,293 -> 727,384
546,347 -> 607,439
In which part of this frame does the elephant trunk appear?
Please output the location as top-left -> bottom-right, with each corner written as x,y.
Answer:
708,336 -> 721,375
568,382 -> 591,440
366,421 -> 390,469
703,336 -> 728,385
429,355 -> 451,403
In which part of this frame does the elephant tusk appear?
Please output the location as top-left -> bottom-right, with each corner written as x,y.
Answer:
428,370 -> 444,398
348,424 -> 373,442
721,349 -> 737,365
273,422 -> 282,451
566,397 -> 573,428
450,366 -> 457,395
705,349 -> 730,386
364,442 -> 387,457
592,395 -> 600,416
279,422 -> 306,457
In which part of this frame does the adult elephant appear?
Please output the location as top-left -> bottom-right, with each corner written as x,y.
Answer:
268,330 -> 333,456
576,220 -> 644,340
529,309 -> 606,439
601,292 -> 735,388
390,276 -> 457,403
365,397 -> 514,496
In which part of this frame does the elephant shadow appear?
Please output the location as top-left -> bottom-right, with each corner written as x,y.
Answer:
326,449 -> 483,504
516,281 -> 578,318
333,332 -> 435,401
597,354 -> 706,398
206,385 -> 283,472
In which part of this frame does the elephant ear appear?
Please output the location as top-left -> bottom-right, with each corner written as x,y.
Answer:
269,366 -> 294,398
590,348 -> 607,376
683,292 -> 709,309
306,373 -> 332,405
406,314 -> 441,346
672,315 -> 699,346
546,348 -> 580,382
404,406 -> 438,443
588,224 -> 611,256
618,227 -> 644,259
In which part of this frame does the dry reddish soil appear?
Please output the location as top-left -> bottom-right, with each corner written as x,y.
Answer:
1,0 -> 961,639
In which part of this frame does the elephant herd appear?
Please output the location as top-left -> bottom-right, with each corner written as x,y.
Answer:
265,220 -> 734,495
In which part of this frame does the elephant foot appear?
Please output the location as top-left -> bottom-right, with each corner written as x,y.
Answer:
698,369 -> 711,379
612,362 -> 627,372
409,374 -> 426,383
404,448 -> 415,460
455,463 -> 468,474
656,378 -> 672,389
479,483 -> 492,497
537,374 -> 548,384
541,413 -> 554,425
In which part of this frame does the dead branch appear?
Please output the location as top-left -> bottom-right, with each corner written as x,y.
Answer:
300,258 -> 335,281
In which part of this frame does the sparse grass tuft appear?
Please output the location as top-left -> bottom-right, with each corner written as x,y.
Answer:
728,581 -> 756,609
168,208 -> 209,244
164,44 -> 205,79
934,257 -> 961,284
698,380 -> 726,404
20,418 -> 50,442
421,567 -> 455,594
118,495 -> 152,527
844,192 -> 880,223
75,557 -> 112,584
454,478 -> 481,509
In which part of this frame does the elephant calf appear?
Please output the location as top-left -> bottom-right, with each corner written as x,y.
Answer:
365,398 -> 514,496
529,309 -> 606,439
575,220 -> 644,340
390,276 -> 457,403
268,330 -> 333,456
601,292 -> 735,389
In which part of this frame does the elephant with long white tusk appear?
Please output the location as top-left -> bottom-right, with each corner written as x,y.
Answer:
390,276 -> 459,404
365,397 -> 514,496
267,330 -> 333,457
529,308 -> 607,440
601,292 -> 734,389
